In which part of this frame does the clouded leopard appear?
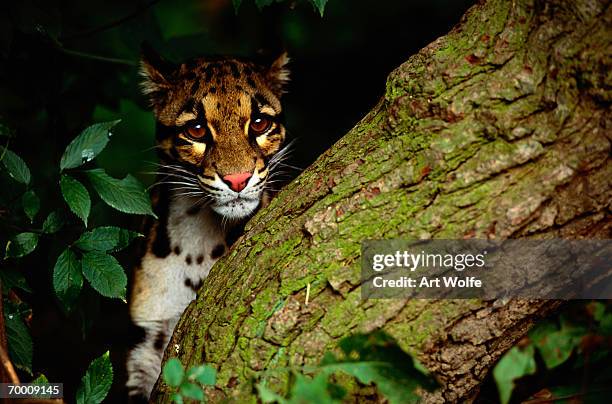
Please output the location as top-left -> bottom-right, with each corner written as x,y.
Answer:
126,48 -> 290,400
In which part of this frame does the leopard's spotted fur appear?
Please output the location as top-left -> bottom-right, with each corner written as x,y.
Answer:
126,49 -> 290,400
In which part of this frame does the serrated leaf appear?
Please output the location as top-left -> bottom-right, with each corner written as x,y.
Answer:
187,364 -> 216,385
74,226 -> 142,252
76,351 -> 113,404
60,120 -> 120,171
180,382 -> 204,401
0,269 -> 32,293
60,174 -> 90,226
53,248 -> 83,311
163,358 -> 185,387
310,0 -> 328,16
81,252 -> 127,299
4,304 -> 33,375
42,211 -> 64,234
22,190 -> 40,222
86,169 -> 155,217
493,345 -> 536,404
232,0 -> 243,13
0,146 -> 30,184
5,232 -> 38,258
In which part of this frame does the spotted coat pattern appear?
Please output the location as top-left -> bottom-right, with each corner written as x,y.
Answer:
126,49 -> 290,399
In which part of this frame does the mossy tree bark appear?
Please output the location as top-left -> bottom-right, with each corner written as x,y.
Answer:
152,0 -> 611,402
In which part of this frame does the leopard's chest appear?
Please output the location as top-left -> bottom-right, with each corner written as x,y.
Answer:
166,198 -> 226,284
131,197 -> 227,321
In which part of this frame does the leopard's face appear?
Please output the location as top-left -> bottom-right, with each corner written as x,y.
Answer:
141,51 -> 290,220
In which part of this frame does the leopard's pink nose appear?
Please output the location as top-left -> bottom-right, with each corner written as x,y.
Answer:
222,172 -> 252,192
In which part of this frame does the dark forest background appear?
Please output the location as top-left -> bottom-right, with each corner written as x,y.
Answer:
2,1 -> 609,403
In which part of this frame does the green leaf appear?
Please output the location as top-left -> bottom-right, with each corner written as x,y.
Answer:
187,364 -> 216,385
590,301 -> 606,322
493,345 -> 536,404
0,269 -> 32,293
4,304 -> 33,375
170,392 -> 184,404
60,120 -> 120,171
53,248 -> 83,311
86,169 -> 155,217
179,382 -> 204,401
291,373 -> 338,404
5,232 -> 39,259
163,358 -> 185,387
42,211 -> 65,234
529,320 -> 582,369
81,252 -> 127,299
256,383 -> 288,404
534,330 -> 580,369
32,373 -> 49,383
76,351 -> 113,404
600,313 -> 612,336
60,174 -> 91,226
0,146 -> 30,184
74,226 -> 142,252
310,0 -> 328,16
232,0 -> 243,13
319,332 -> 437,404
326,382 -> 347,400
21,190 -> 40,222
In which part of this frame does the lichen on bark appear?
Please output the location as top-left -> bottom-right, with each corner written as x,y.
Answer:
152,0 -> 611,402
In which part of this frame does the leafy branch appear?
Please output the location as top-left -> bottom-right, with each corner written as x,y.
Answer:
161,331 -> 438,403
0,118 -> 154,402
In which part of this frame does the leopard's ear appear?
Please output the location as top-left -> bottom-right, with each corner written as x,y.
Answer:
139,43 -> 176,105
266,52 -> 290,97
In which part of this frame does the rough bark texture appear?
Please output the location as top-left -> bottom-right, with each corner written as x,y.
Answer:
152,0 -> 611,402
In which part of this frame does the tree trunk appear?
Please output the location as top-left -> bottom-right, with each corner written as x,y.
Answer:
152,0 -> 611,402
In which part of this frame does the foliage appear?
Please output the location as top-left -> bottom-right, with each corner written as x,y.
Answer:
493,345 -> 536,404
60,175 -> 91,226
493,301 -> 612,403
255,331 -> 438,403
0,146 -> 30,185
162,331 -> 435,403
86,169 -> 156,217
76,351 -> 114,404
162,358 -> 217,403
1,119 -> 151,399
232,0 -> 328,16
3,300 -> 33,374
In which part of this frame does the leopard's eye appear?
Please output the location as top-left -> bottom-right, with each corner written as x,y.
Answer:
186,124 -> 206,140
250,117 -> 272,135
